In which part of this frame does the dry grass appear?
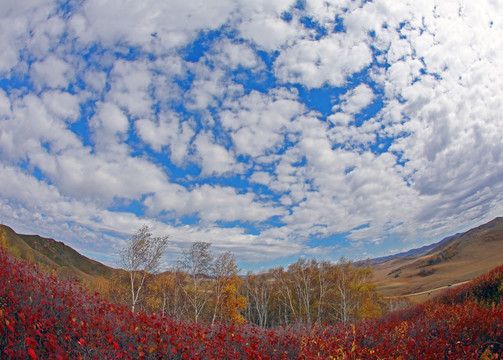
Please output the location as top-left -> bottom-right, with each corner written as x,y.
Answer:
373,217 -> 503,302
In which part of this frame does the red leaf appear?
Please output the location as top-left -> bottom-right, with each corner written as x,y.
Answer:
25,337 -> 37,347
28,348 -> 38,360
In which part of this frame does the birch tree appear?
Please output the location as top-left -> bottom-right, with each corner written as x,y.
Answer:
328,258 -> 379,323
211,251 -> 246,324
120,225 -> 169,313
243,272 -> 272,327
177,241 -> 213,322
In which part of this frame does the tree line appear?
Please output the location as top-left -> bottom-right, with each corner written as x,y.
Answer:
93,226 -> 402,327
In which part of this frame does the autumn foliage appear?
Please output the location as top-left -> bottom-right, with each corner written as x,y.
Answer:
1,247 -> 502,359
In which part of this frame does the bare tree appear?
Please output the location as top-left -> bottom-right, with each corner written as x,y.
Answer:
243,272 -> 272,327
120,225 -> 169,313
177,241 -> 213,322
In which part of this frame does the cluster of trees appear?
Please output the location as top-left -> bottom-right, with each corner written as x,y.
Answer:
242,257 -> 381,327
94,226 -> 385,327
96,226 -> 246,325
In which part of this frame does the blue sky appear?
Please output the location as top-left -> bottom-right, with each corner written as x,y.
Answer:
1,0 -> 502,270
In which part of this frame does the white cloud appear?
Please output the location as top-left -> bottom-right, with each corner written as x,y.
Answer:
220,88 -> 306,157
31,55 -> 75,90
333,84 -> 375,115
368,0 -> 503,242
92,102 -> 129,136
327,112 -> 352,127
25,12 -> 66,60
236,0 -> 293,15
0,94 -> 173,207
0,0 -> 57,73
274,33 -> 372,88
145,184 -> 284,224
328,121 -> 380,149
51,150 -> 174,206
70,0 -> 237,51
41,91 -> 81,122
210,40 -> 262,70
304,0 -> 364,27
185,65 -> 243,111
0,16 -> 25,73
235,0 -> 300,52
249,171 -> 273,186
90,102 -> 129,152
106,59 -> 153,118
0,89 -> 11,116
0,94 -> 81,162
193,132 -> 243,177
0,167 -> 298,265
239,15 -> 303,52
135,114 -> 195,165
83,71 -> 108,93
191,185 -> 283,223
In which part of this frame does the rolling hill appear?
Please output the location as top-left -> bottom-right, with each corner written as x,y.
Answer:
0,224 -> 116,283
373,217 -> 503,302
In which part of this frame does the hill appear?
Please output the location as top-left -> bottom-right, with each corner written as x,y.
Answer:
373,217 -> 503,301
0,224 -> 116,283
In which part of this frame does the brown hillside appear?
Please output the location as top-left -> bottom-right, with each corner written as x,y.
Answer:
373,217 -> 503,302
0,224 -> 117,283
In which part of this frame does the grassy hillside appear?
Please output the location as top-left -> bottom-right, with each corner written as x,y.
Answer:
374,217 -> 503,301
1,247 -> 502,359
0,224 -> 116,283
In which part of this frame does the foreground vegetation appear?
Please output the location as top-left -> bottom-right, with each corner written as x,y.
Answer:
1,247 -> 502,359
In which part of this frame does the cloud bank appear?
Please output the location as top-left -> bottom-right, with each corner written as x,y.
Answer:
0,0 -> 502,268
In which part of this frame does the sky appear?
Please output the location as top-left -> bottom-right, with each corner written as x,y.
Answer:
0,0 -> 502,271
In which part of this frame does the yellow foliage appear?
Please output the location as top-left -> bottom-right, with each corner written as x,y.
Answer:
479,348 -> 499,360
359,296 -> 382,319
0,229 -> 6,249
212,252 -> 247,324
219,278 -> 247,324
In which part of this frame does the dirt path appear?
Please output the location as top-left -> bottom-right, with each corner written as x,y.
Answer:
383,280 -> 471,299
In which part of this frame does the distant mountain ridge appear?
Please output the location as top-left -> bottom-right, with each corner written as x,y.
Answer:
370,233 -> 461,265
0,224 -> 116,283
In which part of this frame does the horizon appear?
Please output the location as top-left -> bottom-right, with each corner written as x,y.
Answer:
3,217 -> 499,273
1,0 -> 502,271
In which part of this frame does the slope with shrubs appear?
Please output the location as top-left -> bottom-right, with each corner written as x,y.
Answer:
0,225 -> 116,283
1,247 -> 502,359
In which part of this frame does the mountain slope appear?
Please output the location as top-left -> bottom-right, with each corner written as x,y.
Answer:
373,217 -> 503,301
0,224 -> 116,283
